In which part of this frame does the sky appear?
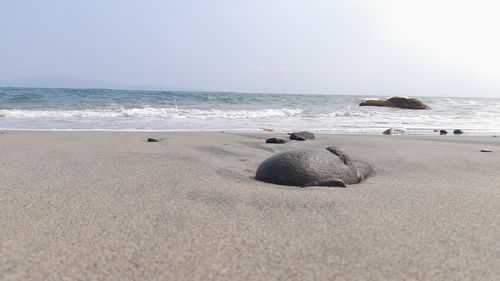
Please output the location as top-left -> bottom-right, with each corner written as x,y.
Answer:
1,0 -> 499,97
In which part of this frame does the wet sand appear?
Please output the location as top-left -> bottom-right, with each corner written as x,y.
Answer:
1,131 -> 500,280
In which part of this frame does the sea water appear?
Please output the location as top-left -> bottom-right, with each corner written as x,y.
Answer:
1,87 -> 500,135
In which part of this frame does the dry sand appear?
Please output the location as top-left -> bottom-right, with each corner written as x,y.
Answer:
1,131 -> 500,280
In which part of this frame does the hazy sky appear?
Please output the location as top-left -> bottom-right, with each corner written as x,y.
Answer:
1,0 -> 499,96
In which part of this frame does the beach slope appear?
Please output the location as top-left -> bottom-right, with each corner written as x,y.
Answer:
1,132 -> 500,280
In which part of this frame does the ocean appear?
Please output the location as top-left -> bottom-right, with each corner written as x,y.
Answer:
1,87 -> 499,135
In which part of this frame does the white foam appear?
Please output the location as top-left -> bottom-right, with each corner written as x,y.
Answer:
0,107 -> 305,119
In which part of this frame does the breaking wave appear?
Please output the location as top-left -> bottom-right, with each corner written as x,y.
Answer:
0,107 -> 308,119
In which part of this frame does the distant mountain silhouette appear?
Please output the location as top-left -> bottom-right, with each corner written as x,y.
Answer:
0,74 -> 194,91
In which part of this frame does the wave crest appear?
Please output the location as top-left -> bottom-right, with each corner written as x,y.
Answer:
0,107 -> 306,119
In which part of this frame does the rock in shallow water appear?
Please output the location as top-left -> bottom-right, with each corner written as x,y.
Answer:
255,147 -> 373,187
359,97 -> 430,110
147,138 -> 160,142
453,129 -> 463,135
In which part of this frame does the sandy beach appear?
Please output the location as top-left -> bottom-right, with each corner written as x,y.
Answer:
1,131 -> 500,280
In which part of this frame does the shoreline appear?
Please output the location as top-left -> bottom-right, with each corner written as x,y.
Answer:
2,128 -> 500,136
2,131 -> 500,280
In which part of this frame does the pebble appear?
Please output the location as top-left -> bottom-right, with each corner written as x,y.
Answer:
383,128 -> 405,135
290,131 -> 315,140
266,138 -> 286,144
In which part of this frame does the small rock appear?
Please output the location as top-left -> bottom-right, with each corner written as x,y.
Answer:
266,138 -> 286,144
440,130 -> 448,135
493,136 -> 497,138
147,138 -> 160,142
290,131 -> 315,140
262,128 -> 274,132
302,179 -> 347,188
453,129 -> 463,135
383,128 -> 405,135
480,149 -> 492,152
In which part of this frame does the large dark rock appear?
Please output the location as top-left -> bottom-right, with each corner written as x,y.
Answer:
440,130 -> 448,135
453,129 -> 463,135
147,138 -> 160,142
290,131 -> 315,140
255,147 -> 373,187
360,97 -> 430,110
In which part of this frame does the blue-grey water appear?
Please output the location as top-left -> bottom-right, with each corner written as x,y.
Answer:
1,87 -> 500,135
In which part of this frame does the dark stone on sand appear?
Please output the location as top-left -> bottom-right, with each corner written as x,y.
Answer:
440,130 -> 448,135
147,138 -> 160,142
453,129 -> 463,135
383,128 -> 405,135
290,131 -> 315,140
359,97 -> 430,110
294,136 -> 306,141
255,146 -> 373,187
266,138 -> 286,144
480,149 -> 492,152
